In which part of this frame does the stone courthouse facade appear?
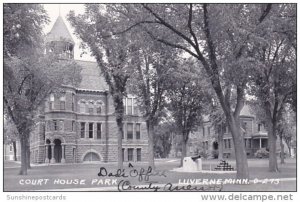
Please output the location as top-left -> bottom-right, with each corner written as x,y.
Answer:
29,16 -> 148,164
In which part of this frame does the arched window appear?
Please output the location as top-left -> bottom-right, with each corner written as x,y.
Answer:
88,101 -> 94,114
59,96 -> 65,110
49,94 -> 55,110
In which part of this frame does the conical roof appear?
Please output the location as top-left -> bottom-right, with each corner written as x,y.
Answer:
46,16 -> 74,44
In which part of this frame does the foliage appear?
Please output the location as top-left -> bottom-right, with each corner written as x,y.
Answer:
254,148 -> 269,159
4,4 -> 82,175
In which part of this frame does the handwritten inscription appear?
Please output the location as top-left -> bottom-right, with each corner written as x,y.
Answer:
98,166 -> 167,182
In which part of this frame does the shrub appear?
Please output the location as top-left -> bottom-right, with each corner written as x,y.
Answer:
255,148 -> 269,158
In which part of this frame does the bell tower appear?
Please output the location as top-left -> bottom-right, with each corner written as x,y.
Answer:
45,14 -> 75,59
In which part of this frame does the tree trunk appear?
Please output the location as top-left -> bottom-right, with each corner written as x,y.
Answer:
227,115 -> 249,180
147,121 -> 155,169
116,119 -> 123,170
19,136 -> 27,175
267,120 -> 279,172
280,134 -> 285,164
26,138 -> 31,169
180,139 -> 187,167
12,141 -> 17,161
218,127 -> 224,160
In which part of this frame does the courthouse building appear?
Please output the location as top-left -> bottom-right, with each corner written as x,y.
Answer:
29,15 -> 148,164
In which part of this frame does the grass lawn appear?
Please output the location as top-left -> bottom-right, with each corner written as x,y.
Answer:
3,158 -> 296,192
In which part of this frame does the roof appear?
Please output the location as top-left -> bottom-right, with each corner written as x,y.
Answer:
240,105 -> 254,117
75,60 -> 109,92
46,16 -> 75,44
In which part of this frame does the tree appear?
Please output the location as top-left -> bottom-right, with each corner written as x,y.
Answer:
248,4 -> 296,172
4,4 -> 82,175
4,118 -> 19,161
127,38 -> 179,168
166,60 -> 210,165
209,100 -> 227,160
110,3 -> 276,179
276,106 -> 296,164
68,5 -> 137,169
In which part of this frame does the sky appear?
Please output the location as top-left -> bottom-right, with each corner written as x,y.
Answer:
43,4 -> 95,61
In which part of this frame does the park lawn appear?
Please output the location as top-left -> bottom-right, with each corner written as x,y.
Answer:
3,158 -> 296,191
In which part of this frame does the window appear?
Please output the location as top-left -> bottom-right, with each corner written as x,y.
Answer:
72,121 -> 75,132
96,107 -> 101,114
122,123 -> 124,139
228,139 -> 231,148
89,123 -> 93,138
97,123 -> 101,139
72,94 -> 75,111
53,120 -> 58,131
80,101 -> 85,113
136,123 -> 140,139
60,96 -> 65,110
122,148 -> 125,162
49,94 -> 54,110
242,122 -> 247,133
203,126 -> 205,137
137,148 -> 141,162
128,148 -> 134,161
208,127 -> 211,136
9,145 -> 13,152
132,98 -> 138,114
258,123 -> 261,132
80,122 -> 85,138
127,98 -> 133,115
59,120 -> 64,131
127,123 -> 133,139
88,101 -> 94,114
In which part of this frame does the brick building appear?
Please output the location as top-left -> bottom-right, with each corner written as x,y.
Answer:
171,105 -> 290,159
29,16 -> 148,164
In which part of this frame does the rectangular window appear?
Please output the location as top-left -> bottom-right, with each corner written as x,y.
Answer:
59,120 -> 64,131
89,123 -> 93,138
9,145 -> 13,152
224,139 -> 227,149
203,126 -> 205,137
136,123 -> 141,139
53,120 -> 58,131
49,102 -> 54,110
133,99 -> 138,114
80,122 -> 85,138
127,98 -> 133,115
128,148 -> 134,161
97,123 -> 101,139
258,124 -> 261,132
127,123 -> 133,139
208,127 -> 211,136
137,148 -> 141,162
122,123 -> 124,139
228,139 -> 231,148
122,148 -> 125,162
72,94 -> 75,111
72,121 -> 75,132
60,101 -> 65,110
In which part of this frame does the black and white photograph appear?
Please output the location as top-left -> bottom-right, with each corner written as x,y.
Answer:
2,1 -> 297,201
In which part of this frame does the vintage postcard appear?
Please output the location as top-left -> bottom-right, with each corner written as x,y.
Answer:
2,2 -> 297,201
